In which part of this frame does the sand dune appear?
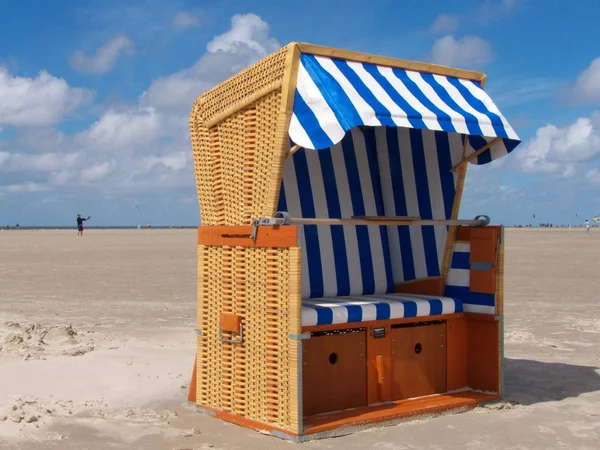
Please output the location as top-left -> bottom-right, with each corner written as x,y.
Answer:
0,229 -> 598,449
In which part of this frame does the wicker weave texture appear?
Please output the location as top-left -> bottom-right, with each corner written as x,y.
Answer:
191,90 -> 288,226
190,116 -> 217,225
189,46 -> 290,226
196,47 -> 288,125
196,244 -> 301,432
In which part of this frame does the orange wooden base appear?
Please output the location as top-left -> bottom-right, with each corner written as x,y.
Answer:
192,390 -> 499,441
193,404 -> 300,439
303,390 -> 499,436
188,354 -> 197,402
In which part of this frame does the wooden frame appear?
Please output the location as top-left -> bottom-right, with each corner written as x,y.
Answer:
188,42 -> 505,441
295,43 -> 486,83
197,225 -> 299,248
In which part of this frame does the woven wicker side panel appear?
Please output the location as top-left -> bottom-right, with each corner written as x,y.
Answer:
190,46 -> 291,226
252,91 -> 287,222
197,47 -> 288,125
202,91 -> 284,225
190,115 -> 218,225
196,245 -> 301,433
197,245 -> 224,408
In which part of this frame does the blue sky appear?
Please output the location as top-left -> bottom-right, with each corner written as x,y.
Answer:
1,0 -> 599,226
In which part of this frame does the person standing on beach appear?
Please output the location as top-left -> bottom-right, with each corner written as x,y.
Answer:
77,214 -> 91,236
585,219 -> 591,236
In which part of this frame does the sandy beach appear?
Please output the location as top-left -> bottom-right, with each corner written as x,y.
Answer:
0,228 -> 598,449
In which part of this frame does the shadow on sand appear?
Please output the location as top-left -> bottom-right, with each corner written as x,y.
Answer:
503,358 -> 600,405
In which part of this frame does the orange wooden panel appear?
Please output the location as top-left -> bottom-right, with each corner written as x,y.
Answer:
220,313 -> 242,333
198,225 -> 298,248
303,390 -> 500,435
470,226 -> 500,294
366,325 -> 392,404
302,313 -> 464,334
394,277 -> 444,296
390,323 -> 447,400
446,318 -> 467,391
188,354 -> 197,402
470,269 -> 496,294
470,227 -> 499,263
464,312 -> 497,322
467,318 -> 500,392
456,226 -> 471,242
302,331 -> 368,416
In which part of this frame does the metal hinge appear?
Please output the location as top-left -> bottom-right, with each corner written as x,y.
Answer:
250,212 -> 291,241
289,333 -> 311,341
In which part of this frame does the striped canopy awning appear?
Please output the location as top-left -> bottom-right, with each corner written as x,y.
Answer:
289,54 -> 521,165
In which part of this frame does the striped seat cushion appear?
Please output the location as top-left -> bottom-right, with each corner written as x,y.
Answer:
302,293 -> 463,327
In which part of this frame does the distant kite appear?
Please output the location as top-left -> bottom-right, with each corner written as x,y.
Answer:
594,216 -> 600,223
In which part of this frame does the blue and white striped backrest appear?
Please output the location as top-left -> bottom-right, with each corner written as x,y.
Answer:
278,129 -> 394,299
375,127 -> 464,282
444,240 -> 495,314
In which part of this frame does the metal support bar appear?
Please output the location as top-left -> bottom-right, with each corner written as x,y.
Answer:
263,212 -> 490,228
250,219 -> 260,241
470,261 -> 493,271
288,333 -> 311,340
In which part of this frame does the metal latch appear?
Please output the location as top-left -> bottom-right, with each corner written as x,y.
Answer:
249,213 -> 291,241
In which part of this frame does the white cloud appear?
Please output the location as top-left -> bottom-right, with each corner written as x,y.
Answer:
429,35 -> 493,69
206,14 -> 279,56
431,1 -> 520,36
585,168 -> 600,184
2,182 -> 50,193
70,35 -> 135,75
516,115 -> 600,175
171,12 -> 200,31
141,13 -> 280,112
5,152 -> 79,172
570,57 -> 600,104
141,152 -> 188,172
0,151 -> 10,165
477,0 -> 520,21
486,77 -> 558,108
80,161 -> 117,183
430,14 -> 460,34
0,55 -> 18,72
74,108 -> 162,152
0,69 -> 92,127
4,13 -> 280,196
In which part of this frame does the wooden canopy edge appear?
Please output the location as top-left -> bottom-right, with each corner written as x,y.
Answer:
295,42 -> 486,83
194,42 -> 487,120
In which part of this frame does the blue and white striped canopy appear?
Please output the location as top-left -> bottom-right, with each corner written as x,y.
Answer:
289,54 -> 521,165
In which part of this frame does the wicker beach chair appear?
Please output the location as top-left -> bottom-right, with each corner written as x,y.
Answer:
188,43 -> 520,441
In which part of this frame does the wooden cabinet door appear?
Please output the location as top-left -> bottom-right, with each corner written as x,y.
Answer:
303,331 -> 367,416
390,323 -> 447,400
